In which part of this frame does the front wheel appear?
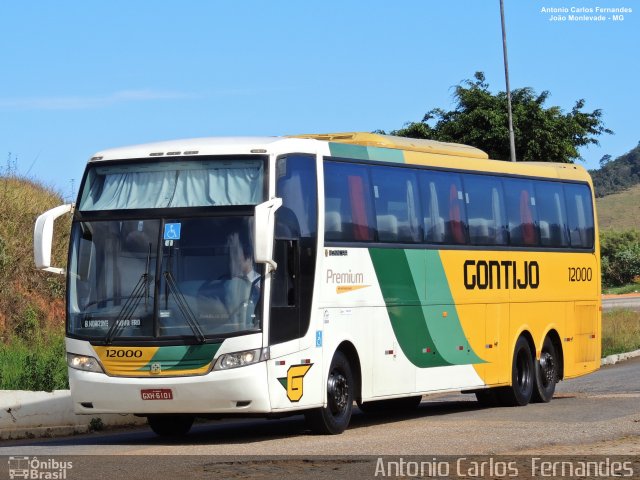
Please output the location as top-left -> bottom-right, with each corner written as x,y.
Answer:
305,351 -> 354,434
532,337 -> 558,403
147,414 -> 194,437
497,336 -> 534,407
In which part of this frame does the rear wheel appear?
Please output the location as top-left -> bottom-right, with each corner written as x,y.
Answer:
497,336 -> 534,407
532,337 -> 558,403
147,414 -> 194,437
305,351 -> 354,434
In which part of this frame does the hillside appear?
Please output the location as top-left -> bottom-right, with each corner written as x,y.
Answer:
596,183 -> 640,231
590,144 -> 640,197
0,176 -> 70,341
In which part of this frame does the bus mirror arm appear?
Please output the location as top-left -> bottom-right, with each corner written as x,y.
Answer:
34,203 -> 75,275
254,197 -> 283,273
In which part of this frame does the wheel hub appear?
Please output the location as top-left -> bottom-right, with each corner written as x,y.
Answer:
539,352 -> 556,386
327,371 -> 348,414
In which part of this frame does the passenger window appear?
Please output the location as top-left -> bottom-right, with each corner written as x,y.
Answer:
419,171 -> 467,244
324,161 -> 375,242
371,167 -> 422,243
564,183 -> 594,249
463,174 -> 508,245
503,179 -> 539,246
534,181 -> 569,247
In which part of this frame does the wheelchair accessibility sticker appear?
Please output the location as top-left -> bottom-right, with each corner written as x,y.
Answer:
164,223 -> 181,240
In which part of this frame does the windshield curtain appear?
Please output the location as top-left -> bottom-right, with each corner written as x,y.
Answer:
79,158 -> 264,210
67,216 -> 262,340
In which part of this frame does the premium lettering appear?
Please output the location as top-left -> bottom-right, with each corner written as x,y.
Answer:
326,269 -> 364,284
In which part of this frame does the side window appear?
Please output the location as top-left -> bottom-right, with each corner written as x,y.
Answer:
275,155 -> 317,239
503,178 -> 539,246
271,155 -> 318,345
324,161 -> 375,242
419,171 -> 467,244
371,167 -> 422,243
463,174 -> 508,246
564,183 -> 594,249
535,181 -> 569,247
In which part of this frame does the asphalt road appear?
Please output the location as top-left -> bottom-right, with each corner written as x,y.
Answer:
1,360 -> 638,479
1,358 -> 638,460
602,295 -> 640,311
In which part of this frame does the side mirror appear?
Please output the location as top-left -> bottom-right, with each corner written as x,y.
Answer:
34,203 -> 74,274
254,197 -> 282,272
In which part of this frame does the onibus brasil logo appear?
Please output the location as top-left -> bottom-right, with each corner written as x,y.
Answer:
8,457 -> 72,479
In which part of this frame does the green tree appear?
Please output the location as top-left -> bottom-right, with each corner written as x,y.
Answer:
599,154 -> 612,168
600,229 -> 640,286
387,72 -> 612,163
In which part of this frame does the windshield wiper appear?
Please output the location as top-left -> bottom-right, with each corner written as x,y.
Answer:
104,273 -> 148,344
104,243 -> 152,345
163,270 -> 206,343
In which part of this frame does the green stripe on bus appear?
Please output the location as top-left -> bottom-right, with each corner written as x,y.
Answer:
411,250 -> 484,365
365,146 -> 405,163
139,343 -> 221,372
369,248 -> 483,367
329,142 -> 370,160
369,248 -> 449,368
328,142 -> 406,163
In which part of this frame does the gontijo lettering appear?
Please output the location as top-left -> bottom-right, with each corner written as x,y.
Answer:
464,260 -> 539,290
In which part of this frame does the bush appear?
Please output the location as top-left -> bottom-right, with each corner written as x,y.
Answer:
0,325 -> 68,391
600,229 -> 640,287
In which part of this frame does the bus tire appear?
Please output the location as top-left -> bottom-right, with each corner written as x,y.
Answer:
497,336 -> 534,407
532,337 -> 558,403
305,351 -> 354,434
147,414 -> 194,437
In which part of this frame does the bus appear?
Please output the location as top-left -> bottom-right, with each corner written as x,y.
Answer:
34,132 -> 600,436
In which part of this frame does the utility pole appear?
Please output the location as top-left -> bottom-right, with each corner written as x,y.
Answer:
500,0 -> 517,162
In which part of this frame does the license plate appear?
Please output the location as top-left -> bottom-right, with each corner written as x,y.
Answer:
141,388 -> 173,400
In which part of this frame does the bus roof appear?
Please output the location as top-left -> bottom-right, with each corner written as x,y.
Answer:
294,132 -> 592,184
291,132 -> 489,159
88,133 -> 592,184
89,136 -> 287,161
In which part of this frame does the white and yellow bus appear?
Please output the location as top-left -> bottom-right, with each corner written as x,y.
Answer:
34,133 -> 600,436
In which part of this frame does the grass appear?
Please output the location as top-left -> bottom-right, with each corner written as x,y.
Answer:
596,184 -> 640,230
602,309 -> 640,357
602,284 -> 640,295
0,174 -> 70,390
0,329 -> 68,391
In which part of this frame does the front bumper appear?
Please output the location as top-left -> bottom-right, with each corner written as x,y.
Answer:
68,361 -> 271,415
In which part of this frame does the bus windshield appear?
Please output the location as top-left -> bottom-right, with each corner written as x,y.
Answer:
78,157 -> 264,210
67,216 -> 262,341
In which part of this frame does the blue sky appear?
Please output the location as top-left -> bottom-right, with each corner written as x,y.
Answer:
1,1 -> 637,200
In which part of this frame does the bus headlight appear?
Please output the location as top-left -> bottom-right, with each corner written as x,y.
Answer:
67,353 -> 104,373
214,348 -> 269,371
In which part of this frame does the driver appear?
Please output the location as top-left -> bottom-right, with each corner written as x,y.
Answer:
225,232 -> 260,328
